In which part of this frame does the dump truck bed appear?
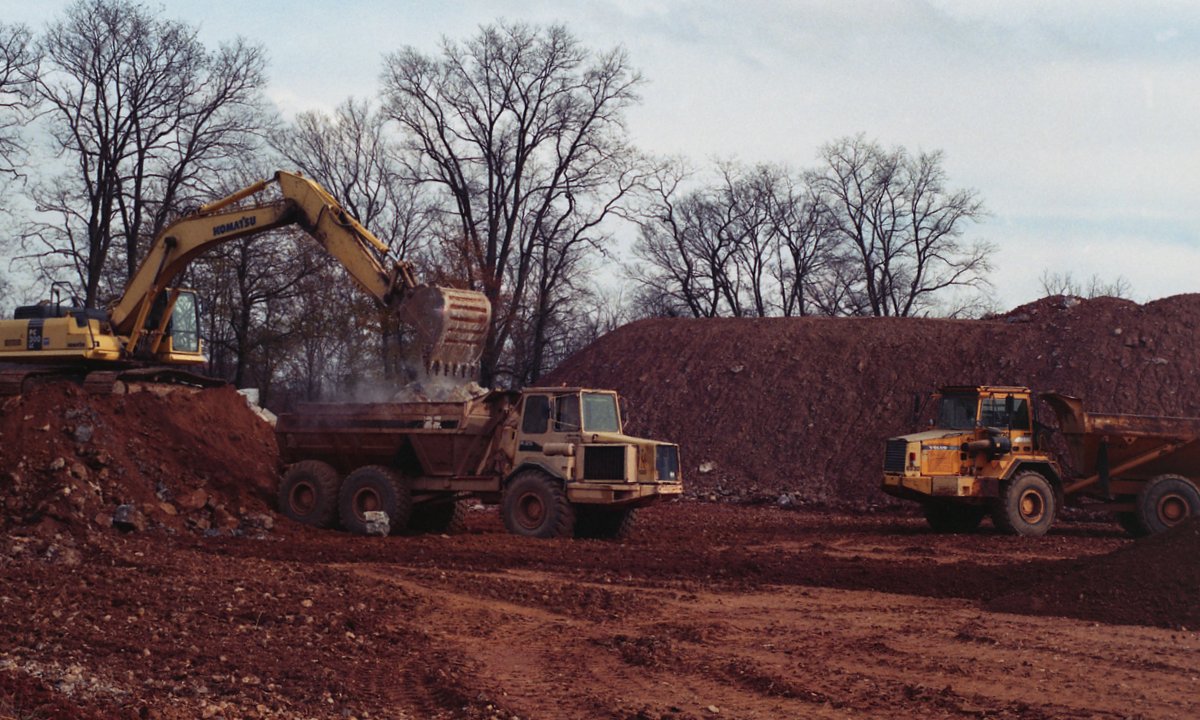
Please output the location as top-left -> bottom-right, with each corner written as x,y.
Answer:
275,390 -> 519,478
1041,393 -> 1200,486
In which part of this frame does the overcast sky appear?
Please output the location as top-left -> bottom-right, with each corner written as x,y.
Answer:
4,0 -> 1199,311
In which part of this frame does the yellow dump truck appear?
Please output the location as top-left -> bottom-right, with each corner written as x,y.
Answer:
882,385 -> 1200,536
275,386 -> 683,539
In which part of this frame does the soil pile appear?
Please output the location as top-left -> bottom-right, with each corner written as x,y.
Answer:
0,383 -> 280,550
987,516 -> 1200,629
547,294 -> 1200,503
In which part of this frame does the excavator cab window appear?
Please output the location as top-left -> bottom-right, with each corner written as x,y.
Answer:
171,292 -> 200,353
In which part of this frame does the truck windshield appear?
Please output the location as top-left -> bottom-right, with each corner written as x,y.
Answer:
582,392 -> 620,432
937,395 -> 977,430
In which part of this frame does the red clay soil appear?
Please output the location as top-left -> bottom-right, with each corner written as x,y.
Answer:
988,516 -> 1200,629
547,294 -> 1200,504
2,503 -> 1197,719
3,306 -> 1200,717
0,382 -> 280,547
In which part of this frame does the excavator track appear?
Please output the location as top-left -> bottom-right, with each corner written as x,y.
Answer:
0,362 -> 226,397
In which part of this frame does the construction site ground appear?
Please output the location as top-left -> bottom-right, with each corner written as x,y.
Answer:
6,293 -> 1200,719
3,503 -> 1198,720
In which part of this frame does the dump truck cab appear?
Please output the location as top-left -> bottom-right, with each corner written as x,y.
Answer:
512,387 -> 681,504
883,385 -> 1062,535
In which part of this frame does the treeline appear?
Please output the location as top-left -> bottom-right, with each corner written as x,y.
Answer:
0,0 -> 994,405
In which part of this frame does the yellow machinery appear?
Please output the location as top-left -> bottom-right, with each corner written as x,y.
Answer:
883,385 -> 1200,537
0,171 -> 490,393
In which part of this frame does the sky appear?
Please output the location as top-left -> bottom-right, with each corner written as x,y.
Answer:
4,0 -> 1200,311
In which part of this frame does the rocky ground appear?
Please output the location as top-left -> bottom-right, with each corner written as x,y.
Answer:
2,504 -> 1198,719
3,295 -> 1200,718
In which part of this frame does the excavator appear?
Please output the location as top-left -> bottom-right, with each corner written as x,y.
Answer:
0,171 -> 491,395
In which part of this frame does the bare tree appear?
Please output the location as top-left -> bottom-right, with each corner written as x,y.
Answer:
272,97 -> 436,381
381,21 -> 645,386
1039,270 -> 1132,299
18,0 -> 267,306
632,161 -> 828,319
810,135 -> 992,317
0,23 -> 35,183
763,168 -> 830,317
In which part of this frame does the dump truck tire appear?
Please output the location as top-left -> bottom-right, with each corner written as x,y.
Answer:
278,461 -> 340,529
1136,474 -> 1200,535
502,470 -> 575,538
574,506 -> 638,540
992,471 -> 1056,536
338,465 -> 411,536
922,501 -> 986,533
407,498 -> 468,535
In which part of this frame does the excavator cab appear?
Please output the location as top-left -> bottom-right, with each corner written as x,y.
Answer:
141,289 -> 204,362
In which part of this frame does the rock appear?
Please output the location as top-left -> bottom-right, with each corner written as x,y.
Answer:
93,512 -> 112,528
45,544 -> 83,566
777,493 -> 794,507
241,512 -> 274,531
213,505 -> 240,530
363,510 -> 390,536
177,488 -> 209,511
69,462 -> 89,480
698,461 -> 716,475
73,424 -> 94,443
729,364 -> 744,374
89,450 -> 113,468
113,504 -> 147,532
159,502 -> 178,516
47,457 -> 66,472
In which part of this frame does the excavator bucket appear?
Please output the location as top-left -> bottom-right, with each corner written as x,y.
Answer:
395,286 -> 491,378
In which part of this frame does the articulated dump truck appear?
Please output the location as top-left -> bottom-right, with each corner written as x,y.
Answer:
883,385 -> 1200,537
275,386 -> 683,539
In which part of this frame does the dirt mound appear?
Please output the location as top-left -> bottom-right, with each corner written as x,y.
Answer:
987,517 -> 1200,629
547,294 -> 1200,503
0,383 -> 280,549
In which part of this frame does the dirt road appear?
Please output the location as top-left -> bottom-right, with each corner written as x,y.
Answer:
2,503 -> 1196,719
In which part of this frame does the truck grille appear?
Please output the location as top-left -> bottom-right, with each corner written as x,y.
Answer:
583,446 -> 626,481
655,445 -> 679,481
884,439 -> 908,472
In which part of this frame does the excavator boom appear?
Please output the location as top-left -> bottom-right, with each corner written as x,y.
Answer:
0,171 -> 491,390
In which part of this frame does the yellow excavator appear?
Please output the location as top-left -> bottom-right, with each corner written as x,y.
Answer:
0,171 -> 491,394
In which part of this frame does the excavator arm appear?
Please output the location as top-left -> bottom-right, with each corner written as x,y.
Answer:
109,171 -> 489,377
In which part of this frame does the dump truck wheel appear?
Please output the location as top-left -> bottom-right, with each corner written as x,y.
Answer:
407,498 -> 468,535
278,461 -> 340,528
992,471 -> 1056,536
338,465 -> 411,536
922,501 -> 986,533
574,506 -> 638,540
501,471 -> 575,538
1136,474 -> 1200,535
